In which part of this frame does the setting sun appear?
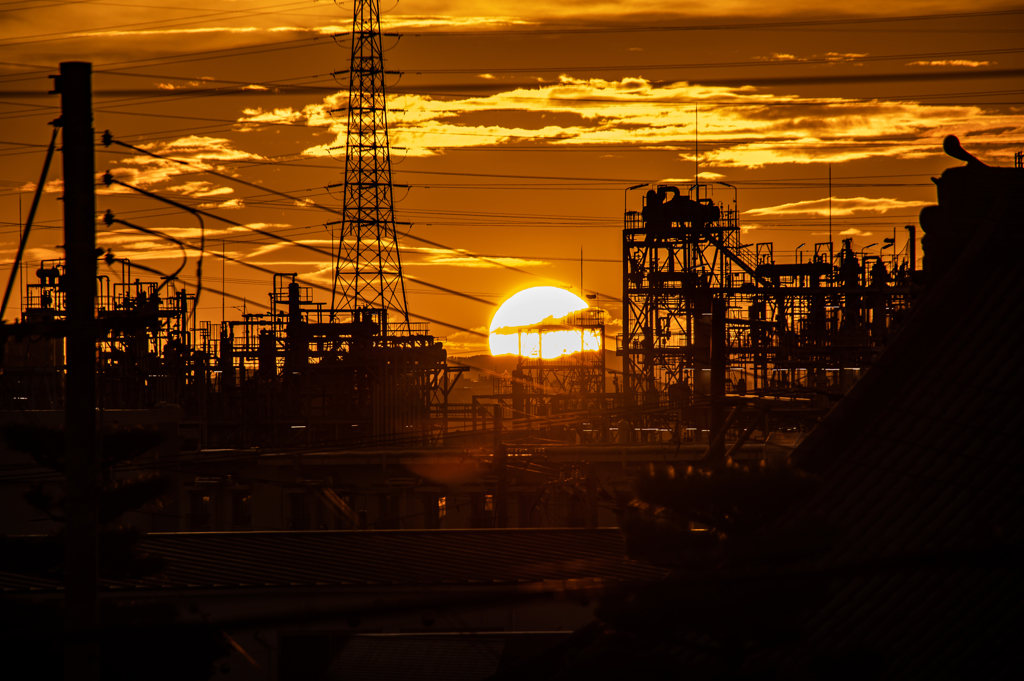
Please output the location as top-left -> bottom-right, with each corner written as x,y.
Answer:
488,287 -> 602,359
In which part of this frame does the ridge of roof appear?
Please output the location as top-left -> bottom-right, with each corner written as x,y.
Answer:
141,527 -> 624,537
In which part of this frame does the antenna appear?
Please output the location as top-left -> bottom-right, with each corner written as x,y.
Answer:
828,164 -> 832,246
695,105 -> 699,186
18,194 -> 22,318
332,0 -> 410,332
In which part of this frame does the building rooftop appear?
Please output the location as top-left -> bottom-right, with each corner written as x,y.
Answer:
766,157 -> 1024,677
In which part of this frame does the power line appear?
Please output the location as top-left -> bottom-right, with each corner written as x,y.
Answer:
396,9 -> 1024,37
0,37 -> 328,84
401,48 -> 1024,76
0,0 -> 95,14
697,67 -> 1024,88
0,0 -> 322,48
103,212 -> 491,339
6,68 -> 1022,101
97,135 -> 633,305
86,45 -> 1024,86
101,176 -> 498,310
78,79 -> 1024,113
102,135 -> 558,282
85,143 -> 1016,189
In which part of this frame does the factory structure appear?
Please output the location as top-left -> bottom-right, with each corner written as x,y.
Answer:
1,0 -> 925,538
1,188 -> 914,453
4,264 -> 453,448
0,177 -> 918,535
618,182 -> 913,445
5,1 -> 1020,678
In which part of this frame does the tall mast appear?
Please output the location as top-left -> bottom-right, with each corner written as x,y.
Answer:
332,0 -> 409,333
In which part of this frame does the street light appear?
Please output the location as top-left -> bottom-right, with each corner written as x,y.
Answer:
796,242 -> 805,263
714,181 -> 738,220
858,243 -> 877,287
625,183 -> 647,215
881,237 -> 896,273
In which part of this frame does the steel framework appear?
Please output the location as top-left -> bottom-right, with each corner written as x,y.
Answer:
506,308 -> 608,414
621,184 -> 743,406
331,0 -> 409,331
620,183 -> 912,436
3,261 -> 460,448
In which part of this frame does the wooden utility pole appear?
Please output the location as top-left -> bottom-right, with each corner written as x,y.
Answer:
56,61 -> 99,681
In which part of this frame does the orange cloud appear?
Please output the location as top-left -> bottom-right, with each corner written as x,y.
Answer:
746,197 -> 929,216
299,76 -> 1024,167
104,136 -> 264,198
906,60 -> 994,67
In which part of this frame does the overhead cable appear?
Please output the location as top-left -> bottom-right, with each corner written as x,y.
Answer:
0,122 -> 57,320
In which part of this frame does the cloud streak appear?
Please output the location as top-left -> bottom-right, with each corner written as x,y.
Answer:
906,59 -> 994,67
103,135 -> 265,199
746,196 -> 930,216
753,51 -> 868,63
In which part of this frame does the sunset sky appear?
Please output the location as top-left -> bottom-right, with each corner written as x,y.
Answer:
1,1 -> 1022,355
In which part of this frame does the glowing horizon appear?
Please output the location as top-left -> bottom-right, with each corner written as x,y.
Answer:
488,287 -> 601,359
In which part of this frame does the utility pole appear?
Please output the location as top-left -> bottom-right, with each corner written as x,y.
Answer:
18,195 -> 22,317
585,463 -> 598,529
55,61 -> 99,681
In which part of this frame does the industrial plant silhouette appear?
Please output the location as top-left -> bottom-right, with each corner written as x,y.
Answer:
1,1 -> 1021,679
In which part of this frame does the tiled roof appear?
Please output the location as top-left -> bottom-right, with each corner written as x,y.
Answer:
0,529 -> 666,593
774,161 -> 1024,678
324,636 -> 506,681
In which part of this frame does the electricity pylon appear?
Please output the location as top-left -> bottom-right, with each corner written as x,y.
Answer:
331,0 -> 409,333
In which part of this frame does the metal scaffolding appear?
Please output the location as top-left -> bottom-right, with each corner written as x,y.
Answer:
3,262 -> 458,450
619,182 -> 913,439
488,308 -> 610,429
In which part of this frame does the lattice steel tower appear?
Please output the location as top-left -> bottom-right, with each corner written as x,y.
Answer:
332,0 -> 409,332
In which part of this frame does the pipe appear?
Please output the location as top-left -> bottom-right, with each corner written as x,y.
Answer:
708,298 -> 727,460
905,225 -> 917,272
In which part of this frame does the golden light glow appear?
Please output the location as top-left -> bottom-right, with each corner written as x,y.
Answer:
302,76 -> 1024,166
488,286 -> 601,359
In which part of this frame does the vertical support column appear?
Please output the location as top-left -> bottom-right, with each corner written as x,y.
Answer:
441,369 -> 449,444
493,403 -> 507,528
621,227 -> 629,394
58,61 -> 99,681
709,297 -> 726,460
905,224 -> 916,273
585,463 -> 598,529
621,223 -> 633,446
